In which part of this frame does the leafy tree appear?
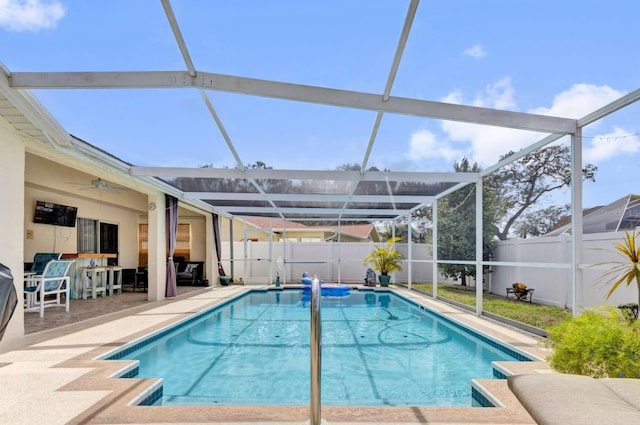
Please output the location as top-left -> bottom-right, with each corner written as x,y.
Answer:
436,158 -> 497,285
169,161 -> 292,201
486,145 -> 597,240
512,204 -> 571,238
377,219 -> 429,243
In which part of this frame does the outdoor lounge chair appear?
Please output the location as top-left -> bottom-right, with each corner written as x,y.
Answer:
508,373 -> 640,425
24,259 -> 74,318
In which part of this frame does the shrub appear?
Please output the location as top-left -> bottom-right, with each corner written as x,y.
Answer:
547,306 -> 640,378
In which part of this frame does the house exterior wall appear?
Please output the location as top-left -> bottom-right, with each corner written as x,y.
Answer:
219,216 -> 253,241
24,155 -> 147,269
0,117 -> 26,346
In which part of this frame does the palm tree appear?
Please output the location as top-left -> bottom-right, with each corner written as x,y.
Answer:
596,230 -> 640,308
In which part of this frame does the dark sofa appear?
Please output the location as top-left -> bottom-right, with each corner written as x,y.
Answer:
174,257 -> 205,286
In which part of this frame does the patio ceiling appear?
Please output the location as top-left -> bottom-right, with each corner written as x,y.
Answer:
1,1 -> 639,222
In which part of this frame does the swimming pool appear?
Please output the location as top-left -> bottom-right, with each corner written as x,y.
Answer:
106,289 -> 532,407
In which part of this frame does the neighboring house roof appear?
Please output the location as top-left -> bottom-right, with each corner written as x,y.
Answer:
328,223 -> 377,240
242,218 -> 378,241
244,218 -> 308,230
545,194 -> 640,236
547,206 -> 603,233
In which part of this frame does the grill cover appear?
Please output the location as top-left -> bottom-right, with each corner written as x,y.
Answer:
0,264 -> 17,342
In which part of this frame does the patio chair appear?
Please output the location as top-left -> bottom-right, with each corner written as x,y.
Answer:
27,252 -> 62,276
24,260 -> 74,318
135,267 -> 148,291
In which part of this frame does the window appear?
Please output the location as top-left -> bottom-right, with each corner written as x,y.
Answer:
78,218 -> 119,264
138,223 -> 191,266
301,237 -> 321,242
175,223 -> 191,261
138,223 -> 148,266
77,218 -> 98,253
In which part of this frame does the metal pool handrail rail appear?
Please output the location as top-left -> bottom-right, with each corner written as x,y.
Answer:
310,277 -> 322,425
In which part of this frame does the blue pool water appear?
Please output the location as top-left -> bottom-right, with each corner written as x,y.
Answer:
107,289 -> 531,407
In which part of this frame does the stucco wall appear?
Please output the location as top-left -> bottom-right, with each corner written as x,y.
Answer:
0,117 -> 25,346
24,155 -> 147,268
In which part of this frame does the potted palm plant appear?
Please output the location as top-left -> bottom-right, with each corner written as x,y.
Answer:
363,236 -> 404,287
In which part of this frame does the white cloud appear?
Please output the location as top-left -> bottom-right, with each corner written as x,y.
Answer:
432,80 -> 628,167
531,83 -> 624,119
463,44 -> 486,59
444,77 -> 515,110
584,127 -> 640,163
407,129 -> 464,162
440,121 -> 539,166
438,77 -> 536,165
0,0 -> 65,32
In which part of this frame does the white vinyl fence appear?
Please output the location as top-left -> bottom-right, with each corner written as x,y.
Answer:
221,241 -> 434,286
220,232 -> 635,310
491,231 -> 636,310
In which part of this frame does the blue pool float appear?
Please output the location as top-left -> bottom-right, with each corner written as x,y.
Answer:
300,272 -> 350,296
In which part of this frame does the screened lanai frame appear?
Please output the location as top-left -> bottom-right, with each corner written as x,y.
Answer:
2,0 -> 640,317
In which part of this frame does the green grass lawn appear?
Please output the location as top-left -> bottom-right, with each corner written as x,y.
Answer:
407,283 -> 572,331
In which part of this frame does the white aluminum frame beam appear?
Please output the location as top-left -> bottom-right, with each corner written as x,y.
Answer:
185,192 -> 433,203
475,178 -> 483,316
481,133 -> 567,177
131,167 -> 479,183
570,129 -> 583,317
214,206 -> 404,216
0,65 -> 72,148
9,71 -> 576,133
360,0 -> 419,170
578,88 -> 640,127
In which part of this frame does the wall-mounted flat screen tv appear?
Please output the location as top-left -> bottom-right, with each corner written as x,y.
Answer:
33,201 -> 78,227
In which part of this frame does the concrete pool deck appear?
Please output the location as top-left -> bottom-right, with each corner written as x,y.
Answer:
0,285 -> 549,424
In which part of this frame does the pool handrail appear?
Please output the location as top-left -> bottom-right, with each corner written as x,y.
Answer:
310,277 -> 321,425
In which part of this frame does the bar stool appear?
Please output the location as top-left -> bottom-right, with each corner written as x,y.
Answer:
82,266 -> 107,299
107,266 -> 123,295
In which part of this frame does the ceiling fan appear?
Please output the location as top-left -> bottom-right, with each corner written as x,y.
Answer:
68,178 -> 132,194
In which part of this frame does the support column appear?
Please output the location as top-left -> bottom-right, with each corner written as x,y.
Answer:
475,179 -> 483,316
407,214 -> 412,290
432,200 -> 438,300
205,213 -> 214,286
0,119 -> 26,347
337,220 -> 342,284
229,218 -> 235,280
571,129 -> 583,317
147,193 -> 166,301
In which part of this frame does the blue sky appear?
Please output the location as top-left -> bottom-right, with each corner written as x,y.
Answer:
1,0 -> 639,209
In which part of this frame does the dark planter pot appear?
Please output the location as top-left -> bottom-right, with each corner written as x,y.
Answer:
219,276 -> 232,286
378,274 -> 391,287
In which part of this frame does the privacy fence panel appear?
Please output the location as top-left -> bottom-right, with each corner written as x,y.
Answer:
492,232 -> 637,309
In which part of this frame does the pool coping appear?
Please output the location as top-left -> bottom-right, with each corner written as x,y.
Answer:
0,285 -> 549,424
